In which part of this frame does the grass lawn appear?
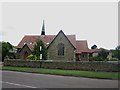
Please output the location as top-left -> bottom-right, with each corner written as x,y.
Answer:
1,66 -> 119,80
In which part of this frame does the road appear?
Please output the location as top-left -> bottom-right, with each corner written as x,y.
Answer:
1,70 -> 118,88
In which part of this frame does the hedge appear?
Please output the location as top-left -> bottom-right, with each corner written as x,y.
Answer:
4,59 -> 119,72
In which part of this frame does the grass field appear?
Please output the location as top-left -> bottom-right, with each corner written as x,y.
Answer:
1,66 -> 119,80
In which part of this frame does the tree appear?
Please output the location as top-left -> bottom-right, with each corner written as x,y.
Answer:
33,39 -> 47,60
2,42 -> 14,62
91,44 -> 97,49
115,45 -> 120,60
116,45 -> 120,50
98,49 -> 109,60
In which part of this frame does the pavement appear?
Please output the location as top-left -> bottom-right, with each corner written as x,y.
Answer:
1,70 -> 119,88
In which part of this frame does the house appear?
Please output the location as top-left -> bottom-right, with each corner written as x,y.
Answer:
89,48 -> 111,60
17,21 -> 91,61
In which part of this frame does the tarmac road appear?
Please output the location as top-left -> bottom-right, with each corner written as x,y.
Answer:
1,70 -> 118,88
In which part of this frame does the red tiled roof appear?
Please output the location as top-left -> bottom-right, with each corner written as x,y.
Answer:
17,35 -> 91,53
67,35 -> 76,48
17,35 -> 40,50
17,34 -> 76,50
76,40 -> 90,53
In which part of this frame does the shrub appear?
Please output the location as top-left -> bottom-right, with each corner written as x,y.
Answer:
89,56 -> 104,61
98,49 -> 109,60
27,54 -> 36,60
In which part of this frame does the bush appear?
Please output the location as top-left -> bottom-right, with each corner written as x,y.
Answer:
89,56 -> 104,61
98,49 -> 109,60
27,54 -> 36,60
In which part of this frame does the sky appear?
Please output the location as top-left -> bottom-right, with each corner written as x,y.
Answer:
1,1 -> 118,49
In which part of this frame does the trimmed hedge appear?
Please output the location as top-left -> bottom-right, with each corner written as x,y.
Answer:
4,59 -> 119,72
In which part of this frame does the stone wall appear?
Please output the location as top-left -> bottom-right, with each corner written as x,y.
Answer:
47,31 -> 75,61
4,59 -> 119,72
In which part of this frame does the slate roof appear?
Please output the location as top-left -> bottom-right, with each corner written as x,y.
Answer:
17,32 -> 90,53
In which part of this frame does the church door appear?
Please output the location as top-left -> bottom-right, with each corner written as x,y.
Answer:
24,51 -> 28,60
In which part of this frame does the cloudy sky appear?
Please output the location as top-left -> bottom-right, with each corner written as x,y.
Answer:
1,1 -> 118,49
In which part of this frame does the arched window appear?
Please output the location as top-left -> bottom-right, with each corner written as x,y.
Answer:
58,43 -> 64,56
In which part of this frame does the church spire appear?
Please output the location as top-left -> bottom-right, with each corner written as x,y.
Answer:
41,20 -> 45,36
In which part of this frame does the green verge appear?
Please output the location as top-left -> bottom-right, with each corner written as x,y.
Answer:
1,66 -> 119,80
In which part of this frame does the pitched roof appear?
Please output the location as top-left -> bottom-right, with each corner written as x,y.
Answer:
17,31 -> 91,53
19,44 -> 32,52
17,35 -> 40,50
76,40 -> 90,53
47,30 -> 76,49
67,35 -> 76,49
17,34 -> 76,50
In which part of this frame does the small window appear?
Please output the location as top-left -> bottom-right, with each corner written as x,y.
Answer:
58,43 -> 64,56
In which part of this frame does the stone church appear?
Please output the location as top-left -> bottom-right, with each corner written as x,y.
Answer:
17,21 -> 91,61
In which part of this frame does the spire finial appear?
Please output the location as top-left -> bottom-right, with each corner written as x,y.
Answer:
41,20 -> 45,36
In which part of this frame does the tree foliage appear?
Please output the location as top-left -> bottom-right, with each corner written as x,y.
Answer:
110,45 -> 120,60
33,39 -> 47,60
98,49 -> 109,60
1,42 -> 14,62
115,45 -> 120,60
116,45 -> 120,50
27,54 -> 36,60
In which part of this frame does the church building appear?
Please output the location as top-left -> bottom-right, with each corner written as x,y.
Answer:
17,21 -> 91,61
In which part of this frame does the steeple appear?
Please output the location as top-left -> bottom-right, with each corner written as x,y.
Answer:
41,20 -> 45,36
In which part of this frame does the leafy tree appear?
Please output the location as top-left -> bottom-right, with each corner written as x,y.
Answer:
91,44 -> 97,49
2,42 -> 14,62
98,49 -> 109,60
111,45 -> 120,60
111,50 -> 118,59
116,45 -> 120,50
115,45 -> 120,60
33,39 -> 47,60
